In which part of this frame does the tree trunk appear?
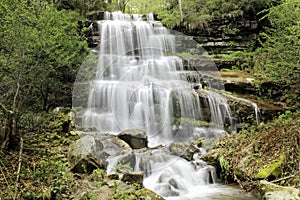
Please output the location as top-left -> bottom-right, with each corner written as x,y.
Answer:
178,0 -> 183,24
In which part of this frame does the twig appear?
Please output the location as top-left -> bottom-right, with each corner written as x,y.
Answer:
233,173 -> 245,190
0,102 -> 13,114
271,171 -> 300,183
13,137 -> 23,200
0,161 -> 10,188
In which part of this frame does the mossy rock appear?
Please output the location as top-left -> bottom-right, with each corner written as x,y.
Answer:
255,154 -> 285,179
139,188 -> 165,200
258,180 -> 300,200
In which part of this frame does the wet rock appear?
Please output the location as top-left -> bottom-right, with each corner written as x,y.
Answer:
121,172 -> 144,185
166,138 -> 204,161
118,128 -> 148,149
154,184 -> 179,197
258,180 -> 300,200
168,178 -> 178,189
68,133 -> 132,173
167,143 -> 197,161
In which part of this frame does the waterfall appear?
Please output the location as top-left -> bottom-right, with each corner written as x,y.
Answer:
78,11 -> 233,147
73,11 -> 254,199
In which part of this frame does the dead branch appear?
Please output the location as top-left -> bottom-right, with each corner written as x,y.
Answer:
271,171 -> 300,183
233,173 -> 245,190
13,137 -> 23,200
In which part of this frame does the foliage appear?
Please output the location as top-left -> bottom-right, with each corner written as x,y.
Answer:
124,0 -> 279,28
58,0 -> 108,15
90,168 -> 106,187
0,0 -> 88,148
126,0 -> 167,14
60,0 -> 130,15
253,0 -> 300,107
0,0 -> 87,112
112,180 -> 142,200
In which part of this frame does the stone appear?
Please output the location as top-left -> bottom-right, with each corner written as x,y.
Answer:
121,172 -> 144,185
118,128 -> 148,149
68,133 -> 132,173
167,143 -> 198,161
258,180 -> 300,200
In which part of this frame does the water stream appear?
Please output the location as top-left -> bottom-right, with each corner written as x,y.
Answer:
73,11 -> 256,199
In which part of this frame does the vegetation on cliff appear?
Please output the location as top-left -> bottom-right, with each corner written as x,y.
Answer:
205,111 -> 300,190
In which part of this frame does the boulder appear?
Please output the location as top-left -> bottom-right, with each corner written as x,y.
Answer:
118,129 -> 148,149
258,180 -> 300,200
167,143 -> 197,161
166,138 -> 204,161
68,133 -> 132,173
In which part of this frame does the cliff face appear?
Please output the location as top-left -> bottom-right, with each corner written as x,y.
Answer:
174,13 -> 260,54
83,11 -> 260,54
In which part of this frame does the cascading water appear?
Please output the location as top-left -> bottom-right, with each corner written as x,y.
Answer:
80,11 -> 233,147
73,11 -> 255,199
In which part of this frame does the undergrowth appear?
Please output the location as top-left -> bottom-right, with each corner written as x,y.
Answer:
0,111 -> 79,199
212,111 -> 300,190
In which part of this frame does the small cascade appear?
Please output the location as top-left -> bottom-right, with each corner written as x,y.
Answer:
73,11 -> 255,199
221,93 -> 261,124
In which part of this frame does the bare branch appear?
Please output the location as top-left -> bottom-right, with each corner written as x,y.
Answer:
14,137 -> 24,200
0,102 -> 13,114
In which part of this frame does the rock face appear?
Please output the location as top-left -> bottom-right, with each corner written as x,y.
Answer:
118,129 -> 148,149
68,133 -> 132,173
258,180 -> 300,200
176,13 -> 259,55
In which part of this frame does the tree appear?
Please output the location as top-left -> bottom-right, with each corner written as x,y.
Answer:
178,0 -> 183,23
254,0 -> 300,106
58,0 -> 108,15
0,0 -> 88,149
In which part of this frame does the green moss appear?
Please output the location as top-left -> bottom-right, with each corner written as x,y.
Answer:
174,117 -> 214,127
139,189 -> 164,200
255,154 -> 285,179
